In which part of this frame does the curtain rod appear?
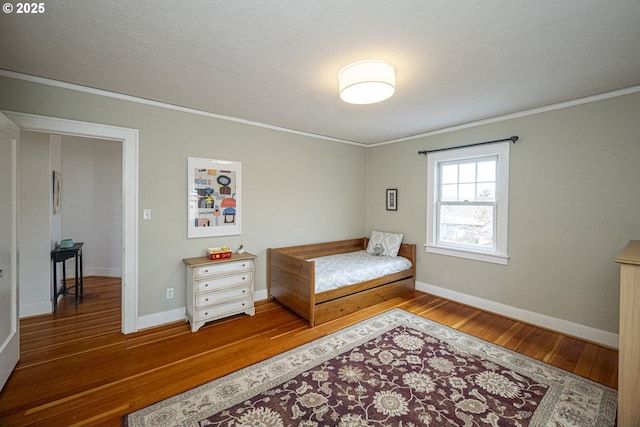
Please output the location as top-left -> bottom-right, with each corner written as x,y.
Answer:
418,136 -> 519,155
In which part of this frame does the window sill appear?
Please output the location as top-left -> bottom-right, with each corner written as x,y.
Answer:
425,244 -> 509,265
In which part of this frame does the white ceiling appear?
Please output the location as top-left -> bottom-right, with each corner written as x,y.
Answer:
1,1 -> 639,145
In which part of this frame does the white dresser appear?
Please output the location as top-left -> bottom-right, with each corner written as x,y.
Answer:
183,252 -> 256,332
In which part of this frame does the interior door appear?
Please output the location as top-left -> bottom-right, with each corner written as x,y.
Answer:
0,113 -> 20,391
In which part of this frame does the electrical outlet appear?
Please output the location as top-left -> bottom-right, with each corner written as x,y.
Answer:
166,288 -> 174,299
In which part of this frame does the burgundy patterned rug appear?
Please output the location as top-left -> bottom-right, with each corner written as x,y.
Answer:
125,309 -> 617,426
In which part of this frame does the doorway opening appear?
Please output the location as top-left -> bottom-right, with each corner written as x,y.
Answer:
4,111 -> 139,334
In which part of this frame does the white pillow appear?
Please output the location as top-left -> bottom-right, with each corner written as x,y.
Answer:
366,230 -> 404,257
366,230 -> 385,254
381,232 -> 404,257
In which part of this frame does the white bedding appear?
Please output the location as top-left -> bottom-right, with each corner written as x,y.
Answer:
308,250 -> 412,293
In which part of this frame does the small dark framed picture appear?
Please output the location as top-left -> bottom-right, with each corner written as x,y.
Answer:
386,189 -> 397,211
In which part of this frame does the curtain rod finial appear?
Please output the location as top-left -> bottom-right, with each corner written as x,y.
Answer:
510,136 -> 519,143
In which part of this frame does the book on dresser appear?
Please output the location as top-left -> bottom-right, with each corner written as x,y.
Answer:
183,252 -> 256,332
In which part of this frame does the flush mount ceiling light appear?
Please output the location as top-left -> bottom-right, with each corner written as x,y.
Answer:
338,60 -> 396,105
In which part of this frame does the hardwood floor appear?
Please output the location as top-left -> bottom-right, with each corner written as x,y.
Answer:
0,277 -> 618,426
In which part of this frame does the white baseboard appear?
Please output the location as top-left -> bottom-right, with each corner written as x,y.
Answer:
254,288 -> 268,302
137,307 -> 186,330
416,281 -> 619,349
63,267 -> 121,279
19,301 -> 52,318
136,289 -> 270,331
90,267 -> 122,277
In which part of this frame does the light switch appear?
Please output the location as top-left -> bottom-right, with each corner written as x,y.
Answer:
143,209 -> 152,220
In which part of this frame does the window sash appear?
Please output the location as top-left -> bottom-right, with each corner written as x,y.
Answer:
425,141 -> 509,265
436,201 -> 497,253
438,156 -> 497,203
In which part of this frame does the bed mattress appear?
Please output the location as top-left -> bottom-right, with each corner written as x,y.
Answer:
308,250 -> 412,293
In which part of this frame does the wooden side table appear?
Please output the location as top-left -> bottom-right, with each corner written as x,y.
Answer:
51,242 -> 84,312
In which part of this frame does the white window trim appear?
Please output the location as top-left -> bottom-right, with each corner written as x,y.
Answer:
426,142 -> 510,265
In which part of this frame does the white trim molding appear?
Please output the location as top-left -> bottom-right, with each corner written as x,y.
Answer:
373,85 -> 640,146
0,70 -> 363,147
3,69 -> 639,148
133,289 -> 269,331
254,288 -> 268,302
3,111 -> 140,334
137,307 -> 186,331
426,142 -> 510,265
19,301 -> 52,318
416,281 -> 619,349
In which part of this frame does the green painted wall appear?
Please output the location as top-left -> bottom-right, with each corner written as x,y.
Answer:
365,92 -> 640,334
0,76 -> 367,317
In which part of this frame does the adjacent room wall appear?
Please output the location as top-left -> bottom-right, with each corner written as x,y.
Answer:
365,91 -> 640,337
61,135 -> 122,278
18,130 -> 52,317
17,132 -> 123,317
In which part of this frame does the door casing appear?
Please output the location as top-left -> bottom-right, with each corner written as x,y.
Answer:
2,111 -> 139,334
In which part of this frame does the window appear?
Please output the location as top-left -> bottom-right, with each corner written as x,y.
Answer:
426,142 -> 509,264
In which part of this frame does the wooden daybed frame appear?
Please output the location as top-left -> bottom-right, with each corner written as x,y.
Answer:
267,237 -> 416,327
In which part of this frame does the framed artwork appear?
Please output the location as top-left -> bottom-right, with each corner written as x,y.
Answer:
52,171 -> 62,214
187,157 -> 241,238
386,188 -> 397,211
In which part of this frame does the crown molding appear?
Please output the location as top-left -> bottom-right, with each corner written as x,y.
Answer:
2,69 -> 638,148
0,69 -> 365,147
371,84 -> 640,147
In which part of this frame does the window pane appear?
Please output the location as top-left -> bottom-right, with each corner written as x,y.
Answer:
439,204 -> 494,248
458,183 -> 475,201
476,183 -> 495,201
441,164 -> 458,184
477,160 -> 496,182
427,142 -> 509,262
441,184 -> 458,201
458,163 -> 476,183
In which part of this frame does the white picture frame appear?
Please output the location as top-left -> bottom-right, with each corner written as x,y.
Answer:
187,157 -> 241,238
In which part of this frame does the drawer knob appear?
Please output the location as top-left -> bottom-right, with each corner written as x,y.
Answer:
205,298 -> 209,302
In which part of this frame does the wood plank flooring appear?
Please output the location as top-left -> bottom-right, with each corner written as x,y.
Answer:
0,277 -> 618,426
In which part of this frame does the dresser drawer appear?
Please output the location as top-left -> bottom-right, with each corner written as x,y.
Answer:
184,253 -> 256,332
194,298 -> 253,321
196,259 -> 253,278
195,285 -> 252,308
196,272 -> 253,292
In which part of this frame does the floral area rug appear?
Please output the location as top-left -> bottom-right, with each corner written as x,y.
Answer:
124,309 -> 617,426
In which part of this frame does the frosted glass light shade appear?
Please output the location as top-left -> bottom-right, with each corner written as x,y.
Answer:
339,60 -> 396,104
